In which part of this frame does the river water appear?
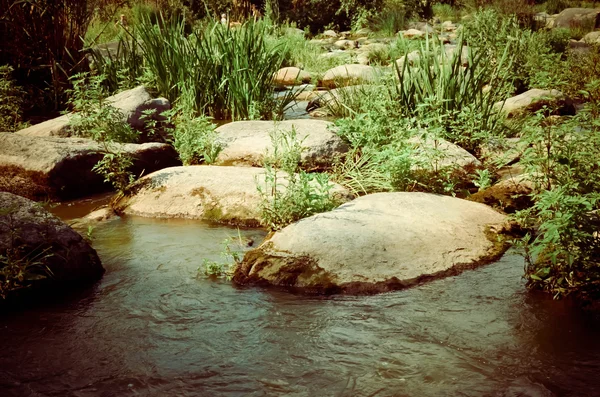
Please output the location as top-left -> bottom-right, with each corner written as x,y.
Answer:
1,205 -> 600,396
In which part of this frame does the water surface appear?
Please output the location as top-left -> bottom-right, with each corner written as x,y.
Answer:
1,213 -> 599,396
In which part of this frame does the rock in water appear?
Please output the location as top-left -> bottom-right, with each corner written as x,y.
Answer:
0,192 -> 103,297
234,192 -> 508,294
113,166 -> 352,227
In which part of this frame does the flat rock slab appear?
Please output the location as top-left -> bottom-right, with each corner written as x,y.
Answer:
113,165 -> 351,227
0,132 -> 180,200
234,192 -> 508,294
0,192 -> 103,295
214,120 -> 348,171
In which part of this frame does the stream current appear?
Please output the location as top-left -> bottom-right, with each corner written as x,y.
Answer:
1,198 -> 600,396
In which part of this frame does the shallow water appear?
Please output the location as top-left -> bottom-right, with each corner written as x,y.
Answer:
1,211 -> 600,396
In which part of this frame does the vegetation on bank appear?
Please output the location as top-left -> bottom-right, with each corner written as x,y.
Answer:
1,0 -> 600,300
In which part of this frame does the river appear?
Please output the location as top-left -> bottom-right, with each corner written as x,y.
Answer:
1,201 -> 599,396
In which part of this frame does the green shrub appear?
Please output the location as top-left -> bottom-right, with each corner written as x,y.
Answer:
515,104 -> 600,299
369,2 -> 406,36
67,73 -> 139,193
67,73 -> 140,143
432,3 -> 462,21
277,0 -> 385,33
170,112 -> 222,165
257,127 -> 340,231
0,66 -> 26,132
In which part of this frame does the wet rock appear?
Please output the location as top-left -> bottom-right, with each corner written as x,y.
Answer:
408,22 -> 435,34
494,89 -> 573,118
306,85 -> 379,114
442,44 -> 470,66
16,86 -> 170,138
442,21 -> 457,32
354,27 -> 371,36
0,192 -> 104,296
0,132 -> 180,200
320,64 -> 377,89
273,67 -> 312,86
68,206 -> 120,233
113,165 -> 351,227
234,192 -> 508,294
283,27 -> 305,36
213,120 -> 348,171
395,50 -> 422,70
355,43 -> 388,65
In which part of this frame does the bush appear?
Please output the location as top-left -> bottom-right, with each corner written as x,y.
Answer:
515,104 -> 600,299
257,127 -> 340,231
277,0 -> 385,33
66,73 -> 139,193
0,0 -> 95,113
170,112 -> 222,165
0,66 -> 26,132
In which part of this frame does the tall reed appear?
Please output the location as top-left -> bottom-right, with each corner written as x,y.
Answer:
138,15 -> 294,120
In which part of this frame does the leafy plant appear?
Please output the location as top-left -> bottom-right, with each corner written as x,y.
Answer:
514,106 -> 600,298
200,237 -> 245,280
170,111 -> 222,165
256,127 -> 339,231
66,72 -> 139,193
67,73 -> 140,143
0,65 -> 27,132
0,207 -> 54,299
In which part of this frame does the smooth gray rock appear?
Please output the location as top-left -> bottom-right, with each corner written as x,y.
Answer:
234,192 -> 508,294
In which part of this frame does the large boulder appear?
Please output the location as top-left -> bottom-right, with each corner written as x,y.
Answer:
213,120 -> 348,171
494,89 -> 573,118
273,67 -> 312,86
552,8 -> 600,31
16,86 -> 170,138
113,165 -> 351,227
234,192 -> 508,294
0,132 -> 180,200
0,192 -> 104,298
320,64 -> 378,89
